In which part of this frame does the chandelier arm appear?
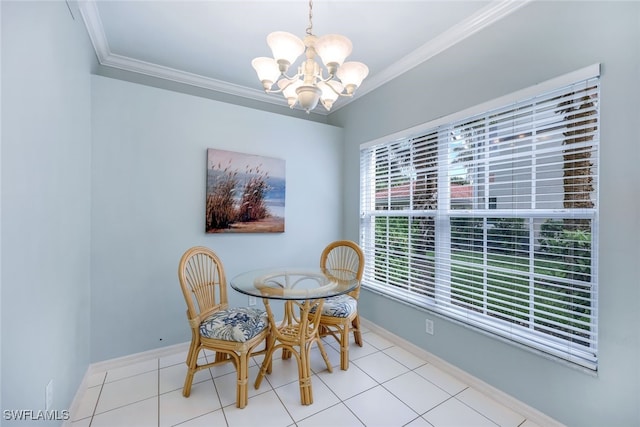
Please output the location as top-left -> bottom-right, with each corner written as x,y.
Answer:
315,73 -> 353,98
316,70 -> 337,84
264,75 -> 300,94
264,87 -> 285,95
280,71 -> 300,81
277,77 -> 298,92
324,81 -> 351,98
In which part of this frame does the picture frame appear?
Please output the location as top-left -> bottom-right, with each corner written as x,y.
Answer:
205,148 -> 285,233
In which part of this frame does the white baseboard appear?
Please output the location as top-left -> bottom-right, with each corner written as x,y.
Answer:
89,341 -> 190,374
360,317 -> 565,427
66,322 -> 563,427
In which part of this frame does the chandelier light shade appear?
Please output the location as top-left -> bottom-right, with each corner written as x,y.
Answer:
251,57 -> 280,89
267,31 -> 305,70
314,34 -> 352,71
336,62 -> 369,93
252,0 -> 368,113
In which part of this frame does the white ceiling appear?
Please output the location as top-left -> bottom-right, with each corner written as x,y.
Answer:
78,0 -> 530,114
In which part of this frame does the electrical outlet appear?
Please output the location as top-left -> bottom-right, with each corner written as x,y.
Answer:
248,296 -> 257,306
425,318 -> 434,335
45,379 -> 53,411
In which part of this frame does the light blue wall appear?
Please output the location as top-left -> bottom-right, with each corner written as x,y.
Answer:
2,1 -> 638,425
1,0 -> 94,422
329,2 -> 640,426
90,76 -> 344,362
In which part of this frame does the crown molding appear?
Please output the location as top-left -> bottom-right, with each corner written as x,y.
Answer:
79,0 -> 109,64
350,0 -> 531,103
102,52 -> 279,104
79,0 -> 531,115
79,0 -> 304,112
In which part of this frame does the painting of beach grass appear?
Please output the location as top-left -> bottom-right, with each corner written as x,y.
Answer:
206,148 -> 285,233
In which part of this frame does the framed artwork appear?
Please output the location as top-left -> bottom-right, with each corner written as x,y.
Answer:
206,148 -> 285,233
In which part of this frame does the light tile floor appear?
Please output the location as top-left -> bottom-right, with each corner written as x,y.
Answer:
70,327 -> 548,427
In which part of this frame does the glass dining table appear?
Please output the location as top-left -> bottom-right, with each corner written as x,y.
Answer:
230,267 -> 359,405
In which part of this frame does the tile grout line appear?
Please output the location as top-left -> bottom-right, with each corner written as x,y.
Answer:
372,349 -> 454,424
88,372 -> 107,427
205,350 -> 230,426
257,352 -> 306,426
321,337 -> 468,426
313,341 -> 407,426
74,331 -> 538,427
450,387 -> 507,427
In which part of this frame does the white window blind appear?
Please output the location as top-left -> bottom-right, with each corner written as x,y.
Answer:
360,66 -> 599,369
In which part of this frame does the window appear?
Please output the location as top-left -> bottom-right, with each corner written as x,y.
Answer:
360,65 -> 600,369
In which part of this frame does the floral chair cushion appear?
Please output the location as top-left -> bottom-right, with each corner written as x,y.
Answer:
200,307 -> 267,342
311,294 -> 357,318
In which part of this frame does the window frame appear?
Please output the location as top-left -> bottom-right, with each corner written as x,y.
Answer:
359,64 -> 600,370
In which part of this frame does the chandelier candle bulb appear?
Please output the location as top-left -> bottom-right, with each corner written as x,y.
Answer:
252,0 -> 368,113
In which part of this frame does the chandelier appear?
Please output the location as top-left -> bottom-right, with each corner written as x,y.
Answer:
251,0 -> 369,113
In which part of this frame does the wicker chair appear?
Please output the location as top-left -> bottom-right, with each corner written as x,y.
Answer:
312,240 -> 364,370
177,246 -> 269,408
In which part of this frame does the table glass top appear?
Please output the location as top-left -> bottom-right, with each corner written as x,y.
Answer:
230,268 -> 359,300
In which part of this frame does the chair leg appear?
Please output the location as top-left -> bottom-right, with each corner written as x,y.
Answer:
318,325 -> 328,337
183,340 -> 199,397
185,337 -> 197,368
236,353 -> 248,409
352,315 -> 363,347
340,323 -> 350,370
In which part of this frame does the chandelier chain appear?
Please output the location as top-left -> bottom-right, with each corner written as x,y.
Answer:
306,0 -> 313,36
